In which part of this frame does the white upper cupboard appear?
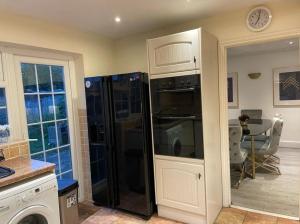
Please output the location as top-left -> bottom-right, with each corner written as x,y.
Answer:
147,29 -> 200,75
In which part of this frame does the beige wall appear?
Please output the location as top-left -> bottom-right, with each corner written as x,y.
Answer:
0,11 -> 114,76
113,0 -> 300,74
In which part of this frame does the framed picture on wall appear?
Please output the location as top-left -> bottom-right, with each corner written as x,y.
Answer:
227,72 -> 239,108
273,66 -> 300,107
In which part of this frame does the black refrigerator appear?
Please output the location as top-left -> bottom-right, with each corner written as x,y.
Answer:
84,72 -> 155,218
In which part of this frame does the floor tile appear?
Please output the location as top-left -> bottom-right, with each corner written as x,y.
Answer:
214,208 -> 245,224
243,212 -> 277,224
277,217 -> 300,224
78,202 -> 101,223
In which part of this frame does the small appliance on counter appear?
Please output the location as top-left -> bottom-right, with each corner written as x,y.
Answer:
84,72 -> 155,219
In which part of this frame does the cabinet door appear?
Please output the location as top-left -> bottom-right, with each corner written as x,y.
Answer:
155,159 -> 206,215
148,29 -> 200,75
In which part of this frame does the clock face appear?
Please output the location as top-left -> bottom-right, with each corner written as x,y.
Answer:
247,7 -> 272,32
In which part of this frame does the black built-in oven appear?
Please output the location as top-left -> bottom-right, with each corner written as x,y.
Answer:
150,74 -> 204,159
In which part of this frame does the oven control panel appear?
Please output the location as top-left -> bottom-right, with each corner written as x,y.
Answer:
156,74 -> 200,90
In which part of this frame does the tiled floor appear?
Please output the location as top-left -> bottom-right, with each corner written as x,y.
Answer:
79,203 -> 300,224
215,208 -> 299,224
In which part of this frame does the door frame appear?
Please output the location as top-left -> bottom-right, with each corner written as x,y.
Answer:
219,27 -> 300,216
5,52 -> 84,201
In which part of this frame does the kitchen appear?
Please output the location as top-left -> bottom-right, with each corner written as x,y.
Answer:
0,1 -> 300,224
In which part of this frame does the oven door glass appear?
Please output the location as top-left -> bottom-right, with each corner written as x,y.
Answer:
152,116 -> 204,159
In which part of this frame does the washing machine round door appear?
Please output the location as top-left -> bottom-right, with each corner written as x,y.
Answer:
8,205 -> 58,224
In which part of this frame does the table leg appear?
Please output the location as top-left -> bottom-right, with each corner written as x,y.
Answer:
251,136 -> 256,179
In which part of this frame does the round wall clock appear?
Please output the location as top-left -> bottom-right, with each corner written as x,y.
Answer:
247,6 -> 272,32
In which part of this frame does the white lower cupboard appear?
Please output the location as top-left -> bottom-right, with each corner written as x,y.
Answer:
155,159 -> 206,215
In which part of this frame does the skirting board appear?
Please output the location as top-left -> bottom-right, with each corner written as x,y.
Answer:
158,205 -> 207,224
280,141 -> 300,149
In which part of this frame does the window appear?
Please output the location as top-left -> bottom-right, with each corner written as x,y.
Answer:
0,88 -> 9,141
0,88 -> 8,126
21,63 -> 73,179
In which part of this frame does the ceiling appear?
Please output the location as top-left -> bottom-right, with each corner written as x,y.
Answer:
228,38 -> 300,57
0,0 -> 273,38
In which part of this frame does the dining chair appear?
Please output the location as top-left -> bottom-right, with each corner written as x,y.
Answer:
229,126 -> 249,188
243,117 -> 281,163
241,118 -> 283,175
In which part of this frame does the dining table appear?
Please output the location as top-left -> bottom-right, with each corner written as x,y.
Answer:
229,119 -> 273,179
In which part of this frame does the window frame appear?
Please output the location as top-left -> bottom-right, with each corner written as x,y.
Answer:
0,47 -> 84,202
0,53 -> 15,140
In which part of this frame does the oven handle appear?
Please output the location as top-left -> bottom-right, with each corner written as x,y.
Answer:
154,115 -> 197,120
157,87 -> 196,93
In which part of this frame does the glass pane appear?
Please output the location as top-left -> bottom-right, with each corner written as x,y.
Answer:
54,94 -> 67,119
28,125 -> 43,154
31,153 -> 44,161
40,95 -> 54,121
61,171 -> 73,179
59,146 -> 72,172
36,64 -> 52,93
57,120 -> 70,146
0,108 -> 8,125
0,88 -> 6,107
43,122 -> 57,150
21,63 -> 37,93
25,95 -> 40,124
46,149 -> 59,174
52,66 -> 65,92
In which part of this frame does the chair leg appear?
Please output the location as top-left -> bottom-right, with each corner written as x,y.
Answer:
255,155 -> 281,175
264,155 -> 280,164
234,163 -> 246,189
271,154 -> 280,163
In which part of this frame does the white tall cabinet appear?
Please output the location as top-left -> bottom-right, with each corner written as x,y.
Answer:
147,28 -> 222,224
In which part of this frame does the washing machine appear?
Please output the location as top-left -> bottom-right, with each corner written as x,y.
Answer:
0,173 -> 60,224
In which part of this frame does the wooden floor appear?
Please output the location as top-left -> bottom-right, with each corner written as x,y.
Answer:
231,147 -> 300,217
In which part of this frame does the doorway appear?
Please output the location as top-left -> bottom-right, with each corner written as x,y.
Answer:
226,37 -> 300,218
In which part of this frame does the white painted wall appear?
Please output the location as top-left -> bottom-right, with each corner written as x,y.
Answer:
228,49 -> 300,148
113,0 -> 300,74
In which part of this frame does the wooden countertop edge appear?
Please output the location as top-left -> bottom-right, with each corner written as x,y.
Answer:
0,157 -> 56,188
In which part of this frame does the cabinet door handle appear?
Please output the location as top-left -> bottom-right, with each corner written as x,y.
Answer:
198,173 -> 201,179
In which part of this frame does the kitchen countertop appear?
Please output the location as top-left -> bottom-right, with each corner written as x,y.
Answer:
0,157 -> 55,188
